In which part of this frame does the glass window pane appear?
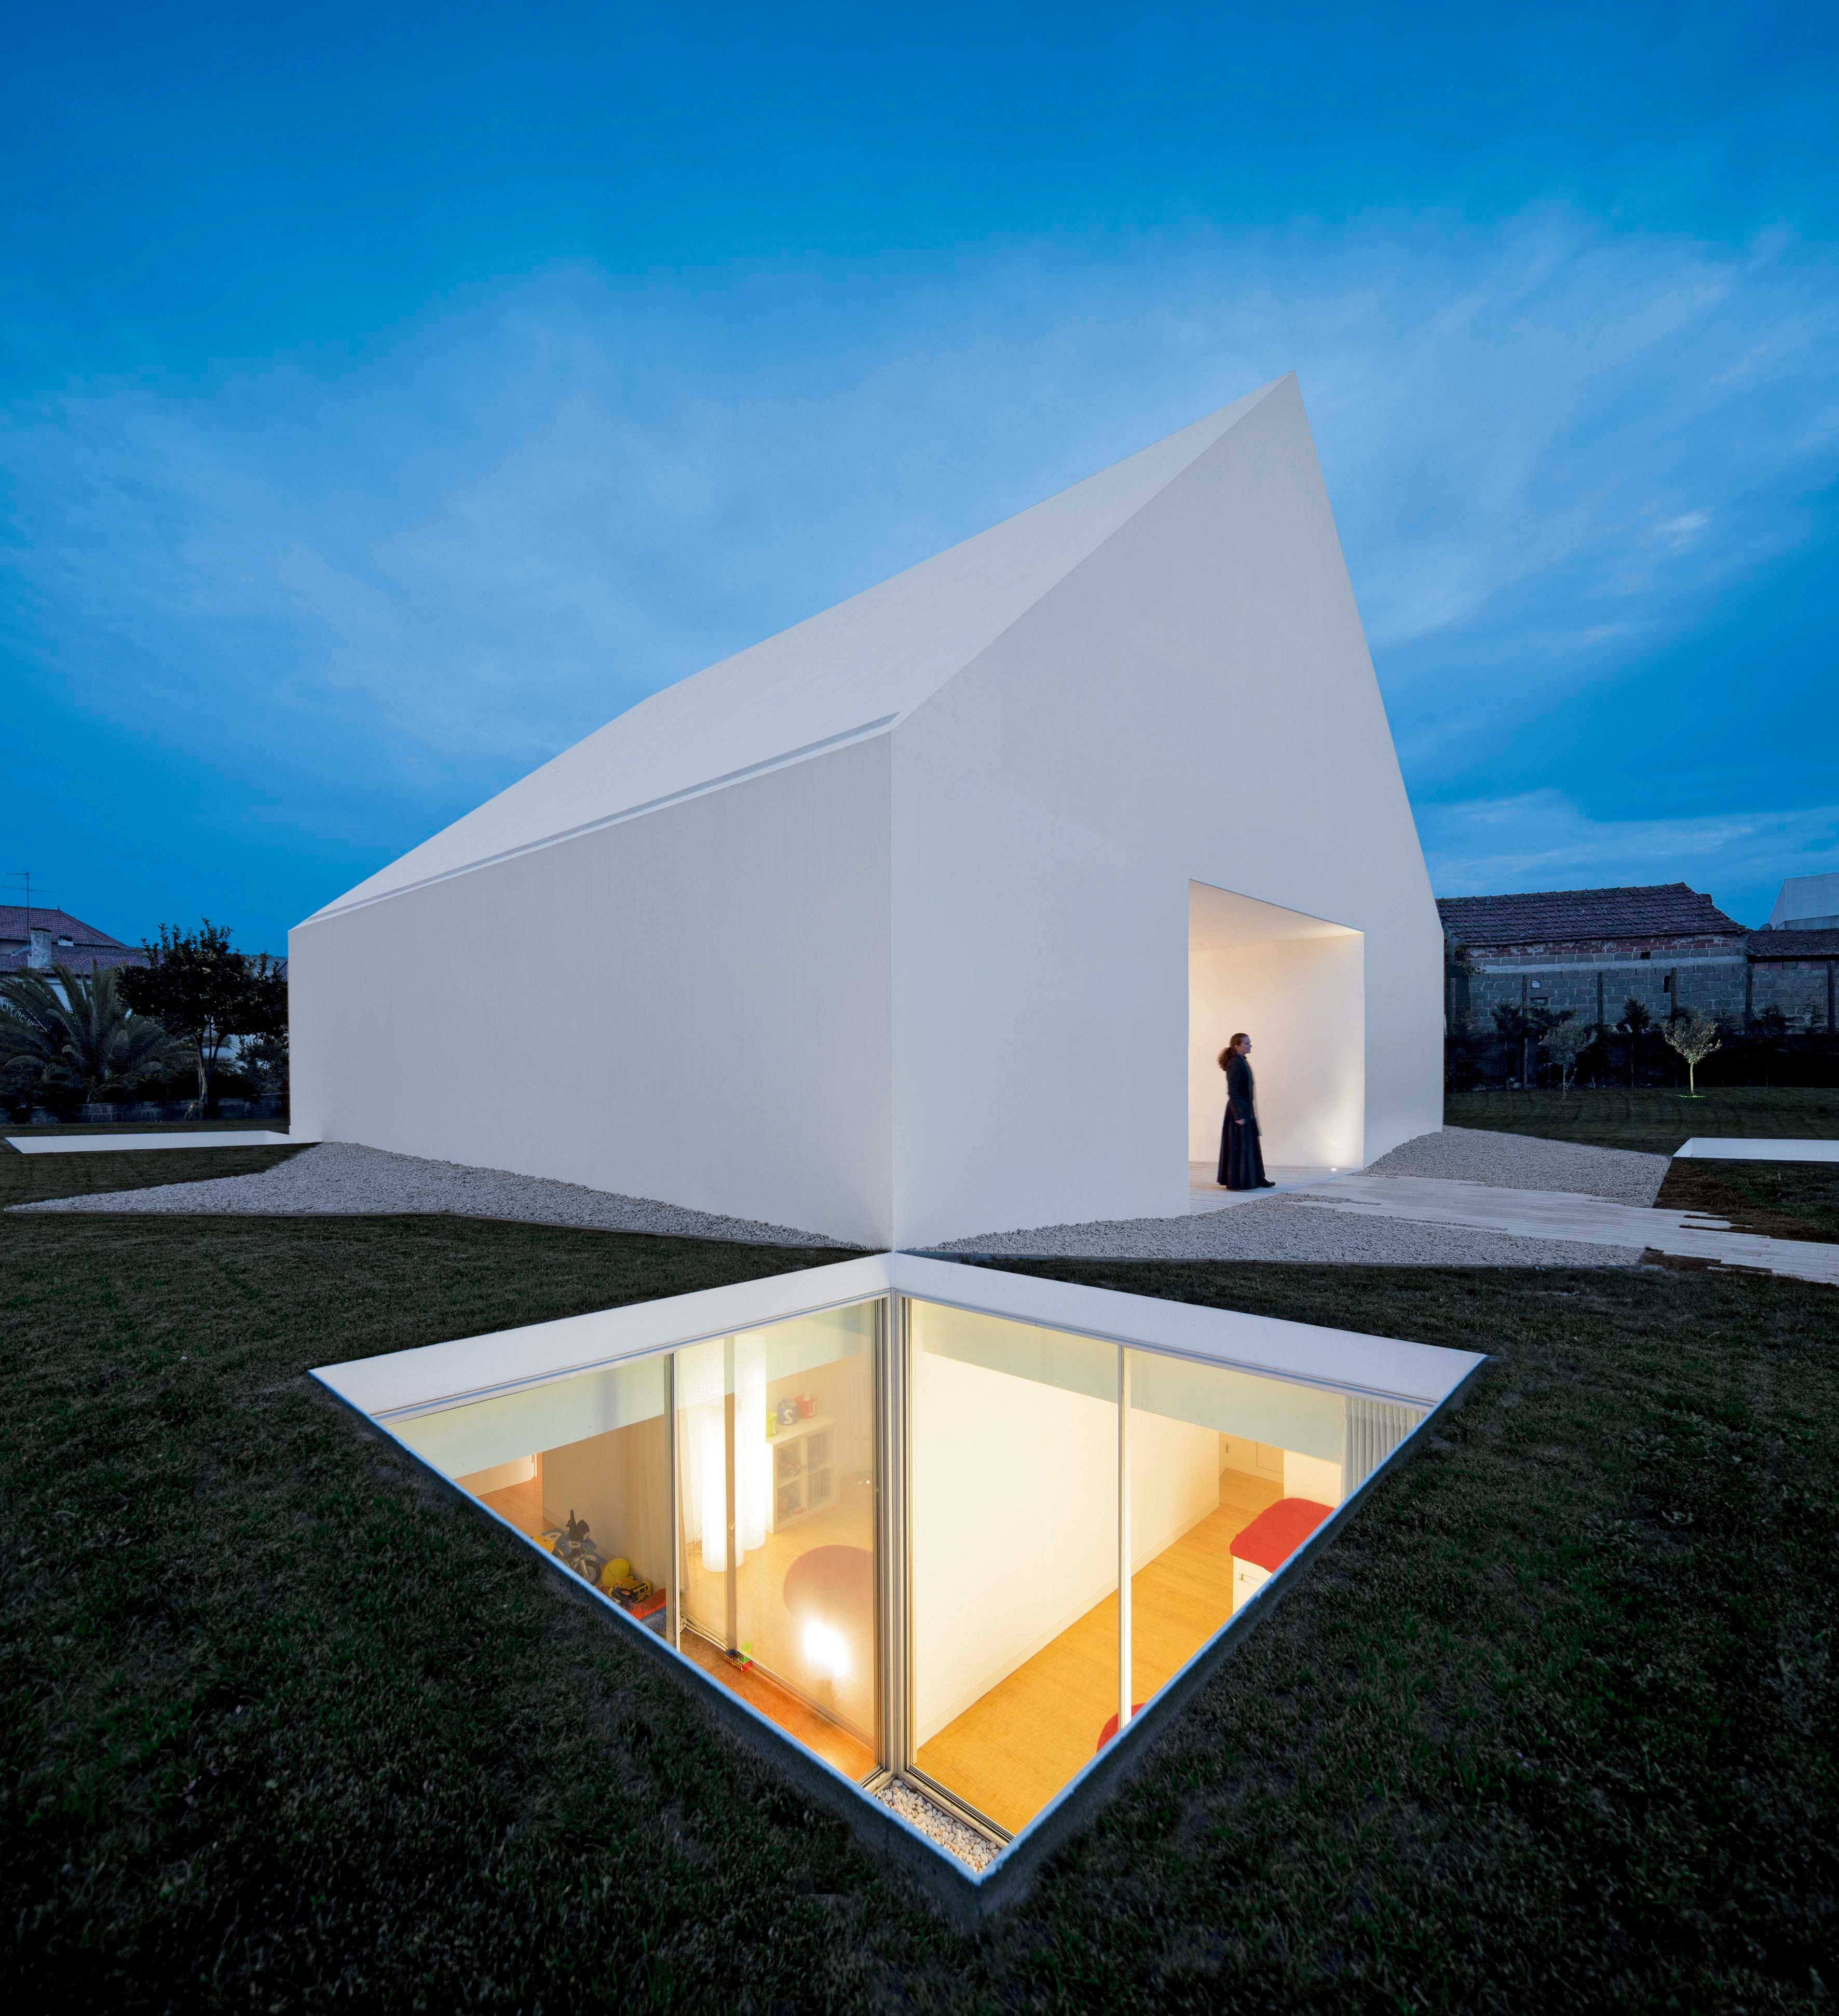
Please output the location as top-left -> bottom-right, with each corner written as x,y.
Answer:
396,1351 -> 673,1636
909,1299 -> 1118,1834
1125,1346 -> 1350,1707
674,1301 -> 880,1783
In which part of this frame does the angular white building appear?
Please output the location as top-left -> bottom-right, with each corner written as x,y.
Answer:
290,374 -> 1441,1248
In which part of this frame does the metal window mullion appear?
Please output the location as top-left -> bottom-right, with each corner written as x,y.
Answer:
665,1351 -> 680,1649
1118,1345 -> 1132,1733
723,1334 -> 738,1653
881,1290 -> 911,1779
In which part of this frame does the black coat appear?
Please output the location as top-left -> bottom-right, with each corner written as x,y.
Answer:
1217,1052 -> 1270,1190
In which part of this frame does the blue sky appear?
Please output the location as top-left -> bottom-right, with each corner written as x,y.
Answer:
4,1 -> 1836,949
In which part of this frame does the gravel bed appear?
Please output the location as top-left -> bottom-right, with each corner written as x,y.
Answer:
1364,1125 -> 1668,1206
874,1779 -> 1000,1873
932,1193 -> 1644,1266
10,1141 -> 850,1248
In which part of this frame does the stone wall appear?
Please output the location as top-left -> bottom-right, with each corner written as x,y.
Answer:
1453,950 -> 1836,1034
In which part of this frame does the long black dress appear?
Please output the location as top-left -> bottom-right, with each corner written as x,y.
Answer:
1217,1052 -> 1271,1190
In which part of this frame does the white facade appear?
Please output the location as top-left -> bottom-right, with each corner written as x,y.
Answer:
291,373 -> 1442,1248
1767,872 -> 1839,932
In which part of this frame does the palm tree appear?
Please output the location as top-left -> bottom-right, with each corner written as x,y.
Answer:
0,962 -> 189,1110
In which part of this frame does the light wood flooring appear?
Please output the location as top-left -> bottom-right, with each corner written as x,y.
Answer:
676,1628 -> 877,1781
479,1472 -> 879,1781
915,1469 -> 1283,1834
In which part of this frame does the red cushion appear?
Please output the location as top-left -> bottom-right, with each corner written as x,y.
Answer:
1230,1497 -> 1333,1574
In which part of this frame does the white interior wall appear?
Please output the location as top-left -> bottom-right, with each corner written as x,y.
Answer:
1187,936 -> 1365,1167
291,736 -> 895,1246
909,1352 -> 1219,1746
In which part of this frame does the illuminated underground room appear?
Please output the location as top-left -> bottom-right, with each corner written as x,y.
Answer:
315,1256 -> 1480,1899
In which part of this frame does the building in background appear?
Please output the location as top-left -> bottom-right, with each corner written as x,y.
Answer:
1766,872 -> 1839,932
0,907 -> 145,977
1440,882 -> 1837,1036
292,375 -> 1444,1246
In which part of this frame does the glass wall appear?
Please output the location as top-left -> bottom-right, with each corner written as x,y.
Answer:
393,1351 -> 674,1634
908,1299 -> 1119,1835
381,1287 -> 1431,1840
674,1301 -> 880,1782
1124,1345 -> 1346,1707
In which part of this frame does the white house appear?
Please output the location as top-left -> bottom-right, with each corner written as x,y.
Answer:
290,373 -> 1442,1248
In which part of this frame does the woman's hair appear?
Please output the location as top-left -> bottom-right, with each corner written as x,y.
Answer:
1217,1033 -> 1250,1069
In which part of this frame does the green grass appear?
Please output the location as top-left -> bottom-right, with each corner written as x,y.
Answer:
1446,1085 -> 1839,1155
0,1138 -> 307,1207
1656,1159 -> 1839,1245
3,1156 -> 1837,2010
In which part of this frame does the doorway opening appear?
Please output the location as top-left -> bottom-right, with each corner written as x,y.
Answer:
1188,880 -> 1364,1201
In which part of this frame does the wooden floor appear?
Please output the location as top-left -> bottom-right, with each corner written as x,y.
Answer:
479,1475 -> 546,1536
915,1469 -> 1283,1834
676,1627 -> 878,1779
478,1473 -> 879,1782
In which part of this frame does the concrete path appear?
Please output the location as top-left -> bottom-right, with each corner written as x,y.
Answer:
5,1130 -> 304,1155
1186,1161 -> 1346,1213
1674,1138 -> 1839,1163
1291,1175 -> 1839,1286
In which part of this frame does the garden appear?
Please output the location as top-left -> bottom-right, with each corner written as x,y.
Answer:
2,1130 -> 1835,2010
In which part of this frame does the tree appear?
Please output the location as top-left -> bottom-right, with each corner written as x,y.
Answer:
1618,998 -> 1653,1088
0,963 -> 189,1114
1493,998 -> 1564,1086
1662,1008 -> 1721,1096
118,921 -> 288,1113
1541,1014 -> 1592,1096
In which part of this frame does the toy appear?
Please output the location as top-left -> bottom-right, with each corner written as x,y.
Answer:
540,1510 -> 606,1587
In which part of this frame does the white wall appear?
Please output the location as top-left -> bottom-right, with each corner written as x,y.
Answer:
891,376 -> 1441,1246
1187,936 -> 1365,1168
291,735 -> 896,1247
909,1349 -> 1219,1746
294,376 -> 1439,1250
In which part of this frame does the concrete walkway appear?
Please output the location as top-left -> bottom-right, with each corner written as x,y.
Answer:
1291,1175 -> 1839,1287
1186,1161 -> 1346,1212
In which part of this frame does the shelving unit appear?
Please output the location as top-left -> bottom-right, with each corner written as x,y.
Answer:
771,1414 -> 836,1525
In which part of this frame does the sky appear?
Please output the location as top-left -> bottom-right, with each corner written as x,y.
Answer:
3,1 -> 1837,950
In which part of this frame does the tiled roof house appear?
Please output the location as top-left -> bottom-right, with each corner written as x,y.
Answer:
0,907 -> 147,977
1436,882 -> 1835,1034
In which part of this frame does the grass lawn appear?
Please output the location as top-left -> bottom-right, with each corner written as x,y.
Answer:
4,1148 -> 1837,2010
1656,1160 -> 1839,1245
1446,1085 -> 1839,1156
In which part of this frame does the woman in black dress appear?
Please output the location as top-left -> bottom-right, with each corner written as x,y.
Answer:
1217,1032 -> 1276,1191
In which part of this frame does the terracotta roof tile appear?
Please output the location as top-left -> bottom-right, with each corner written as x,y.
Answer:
1436,883 -> 1745,946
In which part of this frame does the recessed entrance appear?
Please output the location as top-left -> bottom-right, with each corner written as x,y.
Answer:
1188,880 -> 1365,1195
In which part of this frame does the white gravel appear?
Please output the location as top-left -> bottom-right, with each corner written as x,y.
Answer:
931,1194 -> 1644,1266
875,1779 -> 1000,1872
1364,1124 -> 1668,1206
933,1125 -> 1660,1264
9,1140 -> 850,1248
11,1126 -> 1664,1270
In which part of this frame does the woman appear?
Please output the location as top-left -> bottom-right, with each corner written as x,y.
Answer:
1217,1032 -> 1276,1191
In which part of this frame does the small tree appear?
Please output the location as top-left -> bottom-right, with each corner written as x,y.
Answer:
1541,1014 -> 1592,1096
1662,1008 -> 1721,1096
118,921 -> 288,1114
1618,997 -> 1653,1088
0,963 -> 189,1113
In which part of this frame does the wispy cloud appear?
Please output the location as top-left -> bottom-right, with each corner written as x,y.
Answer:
3,207 -> 1837,886
1421,791 -> 1839,923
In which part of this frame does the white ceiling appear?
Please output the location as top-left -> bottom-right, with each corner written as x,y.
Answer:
1188,878 -> 1361,951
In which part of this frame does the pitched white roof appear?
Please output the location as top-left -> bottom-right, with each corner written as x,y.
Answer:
312,376 -> 1287,919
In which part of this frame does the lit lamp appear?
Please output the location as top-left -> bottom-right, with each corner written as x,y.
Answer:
783,1545 -> 872,1712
